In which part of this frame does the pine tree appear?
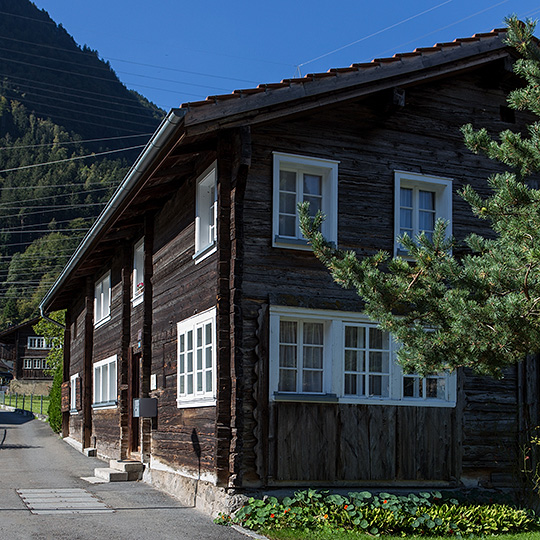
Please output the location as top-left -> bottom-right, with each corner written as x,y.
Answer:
300,17 -> 540,378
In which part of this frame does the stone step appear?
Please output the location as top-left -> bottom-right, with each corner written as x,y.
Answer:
109,460 -> 144,481
93,467 -> 128,482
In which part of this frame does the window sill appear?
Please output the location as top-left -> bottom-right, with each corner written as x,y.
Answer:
91,401 -> 118,410
339,397 -> 456,408
69,408 -> 79,415
273,236 -> 336,251
273,392 -> 338,403
176,397 -> 216,409
94,315 -> 111,329
132,294 -> 143,307
193,241 -> 217,264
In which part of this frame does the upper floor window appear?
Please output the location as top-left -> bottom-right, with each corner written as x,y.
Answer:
273,152 -> 338,250
94,271 -> 111,326
132,238 -> 144,305
194,163 -> 217,263
177,307 -> 216,408
269,306 -> 456,407
93,355 -> 117,408
27,336 -> 50,349
70,373 -> 80,413
394,171 -> 452,256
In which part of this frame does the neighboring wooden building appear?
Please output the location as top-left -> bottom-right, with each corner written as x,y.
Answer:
39,28 -> 539,513
0,318 -> 53,394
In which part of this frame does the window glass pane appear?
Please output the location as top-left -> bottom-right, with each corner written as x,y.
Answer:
280,170 -> 296,192
279,345 -> 296,368
109,361 -> 116,401
400,187 -> 412,207
345,325 -> 364,349
403,376 -> 422,398
197,348 -> 202,370
205,347 -> 212,369
369,328 -> 389,350
179,353 -> 185,374
426,377 -> 445,399
187,352 -> 193,373
279,369 -> 296,392
302,370 -> 322,393
419,210 -> 435,233
345,349 -> 358,372
187,374 -> 193,395
419,190 -> 435,210
197,372 -> 203,392
369,375 -> 389,397
279,192 -> 297,214
304,323 -> 323,345
369,351 -> 389,373
179,334 -> 185,353
279,215 -> 296,237
400,208 -> 412,230
179,374 -> 185,394
280,321 -> 297,343
303,346 -> 323,369
304,195 -> 322,216
205,323 -> 212,345
187,330 -> 193,351
206,370 -> 212,392
345,373 -> 357,395
303,174 -> 322,196
197,327 -> 202,348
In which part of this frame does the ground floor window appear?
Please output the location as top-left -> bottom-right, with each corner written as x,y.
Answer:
92,355 -> 117,408
177,307 -> 216,408
70,373 -> 80,413
269,306 -> 456,406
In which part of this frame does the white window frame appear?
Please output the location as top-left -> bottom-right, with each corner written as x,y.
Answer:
272,152 -> 339,250
92,355 -> 117,408
70,373 -> 79,413
27,336 -> 50,349
194,163 -> 217,263
269,306 -> 456,407
394,171 -> 452,256
177,307 -> 216,408
94,271 -> 111,327
132,237 -> 144,306
23,358 -> 33,369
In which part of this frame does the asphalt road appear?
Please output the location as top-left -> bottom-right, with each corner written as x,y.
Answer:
0,410 -> 249,540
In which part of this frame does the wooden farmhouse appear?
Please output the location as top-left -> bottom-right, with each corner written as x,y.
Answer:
39,28 -> 539,513
0,318 -> 53,394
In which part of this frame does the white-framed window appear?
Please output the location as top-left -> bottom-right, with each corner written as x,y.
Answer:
27,336 -> 50,349
194,163 -> 217,263
93,355 -> 117,408
23,358 -> 33,369
70,373 -> 79,412
177,307 -> 216,408
269,306 -> 456,407
273,152 -> 339,250
94,271 -> 111,326
132,238 -> 144,305
394,171 -> 452,256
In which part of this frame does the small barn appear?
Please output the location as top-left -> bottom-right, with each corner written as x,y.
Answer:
40,28 -> 539,514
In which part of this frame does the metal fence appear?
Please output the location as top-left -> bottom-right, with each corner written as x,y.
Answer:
0,391 -> 49,416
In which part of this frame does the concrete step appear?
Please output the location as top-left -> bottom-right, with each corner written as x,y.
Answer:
109,460 -> 144,481
93,467 -> 128,482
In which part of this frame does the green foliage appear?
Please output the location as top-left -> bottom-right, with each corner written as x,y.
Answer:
33,312 -> 64,432
299,17 -> 540,378
217,490 -> 539,537
47,360 -> 62,433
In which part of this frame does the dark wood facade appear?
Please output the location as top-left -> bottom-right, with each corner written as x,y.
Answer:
0,318 -> 53,386
40,29 -> 538,499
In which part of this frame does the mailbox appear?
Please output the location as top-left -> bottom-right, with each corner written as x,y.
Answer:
133,398 -> 157,418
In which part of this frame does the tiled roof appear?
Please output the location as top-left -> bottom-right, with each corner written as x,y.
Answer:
180,28 -> 508,111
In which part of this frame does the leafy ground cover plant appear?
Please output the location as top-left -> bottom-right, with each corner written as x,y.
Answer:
217,489 -> 539,537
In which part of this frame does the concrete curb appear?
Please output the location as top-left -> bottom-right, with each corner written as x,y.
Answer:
0,403 -> 48,421
231,525 -> 269,540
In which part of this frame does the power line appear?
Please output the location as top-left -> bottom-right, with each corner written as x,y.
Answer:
0,145 -> 145,174
0,181 -> 117,190
296,0 -> 454,71
0,206 -> 105,220
0,133 -> 152,151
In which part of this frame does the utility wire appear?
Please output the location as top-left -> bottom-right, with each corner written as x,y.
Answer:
0,181 -> 117,190
296,0 -> 453,72
0,134 -> 151,151
0,145 -> 145,174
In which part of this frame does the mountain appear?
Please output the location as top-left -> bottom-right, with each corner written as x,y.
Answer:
0,1 -> 166,327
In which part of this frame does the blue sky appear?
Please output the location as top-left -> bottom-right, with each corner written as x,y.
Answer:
33,0 -> 540,112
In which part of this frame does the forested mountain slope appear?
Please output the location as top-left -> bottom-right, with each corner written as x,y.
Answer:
0,1 -> 166,328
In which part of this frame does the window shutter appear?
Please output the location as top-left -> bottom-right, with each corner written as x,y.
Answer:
76,377 -> 82,410
61,381 -> 70,412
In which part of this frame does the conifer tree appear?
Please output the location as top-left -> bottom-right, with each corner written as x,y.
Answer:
300,17 -> 540,378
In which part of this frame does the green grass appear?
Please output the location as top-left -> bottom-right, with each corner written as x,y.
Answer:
3,394 -> 50,415
261,530 -> 540,540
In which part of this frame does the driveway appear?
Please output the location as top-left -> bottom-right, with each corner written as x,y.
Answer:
0,409 -> 250,540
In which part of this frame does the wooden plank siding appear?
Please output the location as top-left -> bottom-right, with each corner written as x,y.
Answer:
235,65 -> 530,487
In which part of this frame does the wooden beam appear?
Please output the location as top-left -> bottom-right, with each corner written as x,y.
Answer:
83,277 -> 94,450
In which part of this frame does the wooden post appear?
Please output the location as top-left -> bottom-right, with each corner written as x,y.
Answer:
83,277 -> 95,450
119,244 -> 132,460
62,310 -> 72,437
40,395 -> 43,415
141,214 -> 154,463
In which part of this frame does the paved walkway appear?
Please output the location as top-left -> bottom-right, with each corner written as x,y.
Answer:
0,410 -> 249,540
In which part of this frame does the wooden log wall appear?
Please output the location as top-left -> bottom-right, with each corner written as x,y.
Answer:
236,65 -> 531,487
